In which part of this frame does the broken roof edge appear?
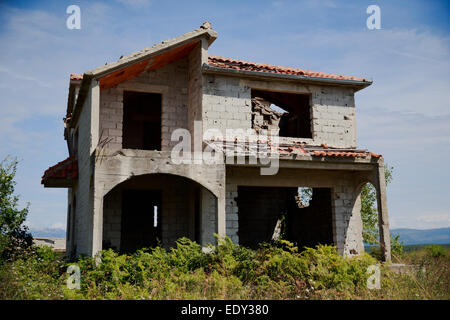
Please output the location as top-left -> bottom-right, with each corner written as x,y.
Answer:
202,64 -> 372,90
67,24 -> 218,128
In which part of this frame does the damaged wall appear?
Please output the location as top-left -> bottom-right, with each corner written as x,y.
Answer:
251,97 -> 283,134
202,74 -> 357,148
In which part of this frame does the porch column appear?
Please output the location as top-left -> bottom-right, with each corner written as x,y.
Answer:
375,159 -> 391,262
216,185 -> 227,242
91,183 -> 104,257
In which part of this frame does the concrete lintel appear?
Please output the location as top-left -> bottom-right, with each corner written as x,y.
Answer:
227,157 -> 377,171
226,166 -> 358,188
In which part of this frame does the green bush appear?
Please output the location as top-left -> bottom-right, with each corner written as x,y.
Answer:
425,244 -> 447,258
1,237 -> 448,300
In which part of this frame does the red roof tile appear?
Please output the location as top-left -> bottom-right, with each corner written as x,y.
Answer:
70,73 -> 83,81
207,140 -> 382,160
208,55 -> 369,82
41,156 -> 78,184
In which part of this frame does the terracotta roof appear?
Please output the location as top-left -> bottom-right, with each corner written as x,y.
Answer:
206,140 -> 382,160
41,156 -> 78,184
208,55 -> 369,82
70,73 -> 83,81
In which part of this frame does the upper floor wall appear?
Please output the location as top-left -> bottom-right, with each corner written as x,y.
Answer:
69,66 -> 359,159
202,73 -> 357,148
98,56 -> 189,152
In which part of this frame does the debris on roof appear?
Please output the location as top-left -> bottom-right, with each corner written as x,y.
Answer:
206,140 -> 382,160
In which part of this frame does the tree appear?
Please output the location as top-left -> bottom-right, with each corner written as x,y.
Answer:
0,156 -> 32,261
361,165 -> 403,255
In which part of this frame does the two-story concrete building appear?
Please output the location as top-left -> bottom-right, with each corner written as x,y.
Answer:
41,23 -> 391,261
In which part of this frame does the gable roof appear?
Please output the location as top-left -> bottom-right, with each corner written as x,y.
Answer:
207,55 -> 370,83
67,23 -> 217,128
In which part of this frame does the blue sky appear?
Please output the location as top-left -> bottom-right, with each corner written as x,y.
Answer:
0,0 -> 449,231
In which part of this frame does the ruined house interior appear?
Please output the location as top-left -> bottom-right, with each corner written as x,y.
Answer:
41,23 -> 391,261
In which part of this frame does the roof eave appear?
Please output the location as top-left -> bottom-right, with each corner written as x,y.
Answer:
202,64 -> 372,90
88,28 -> 217,80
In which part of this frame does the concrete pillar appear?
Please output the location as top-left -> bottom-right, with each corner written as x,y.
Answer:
91,182 -> 104,257
375,160 -> 391,262
217,187 -> 226,242
200,188 -> 216,245
90,80 -> 100,153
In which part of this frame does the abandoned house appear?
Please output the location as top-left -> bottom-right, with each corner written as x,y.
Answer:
41,23 -> 391,261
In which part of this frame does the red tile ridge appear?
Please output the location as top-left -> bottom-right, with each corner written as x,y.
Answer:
70,73 -> 83,81
208,54 -> 368,82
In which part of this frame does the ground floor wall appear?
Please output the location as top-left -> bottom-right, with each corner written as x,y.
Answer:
225,166 -> 366,256
67,151 -> 388,260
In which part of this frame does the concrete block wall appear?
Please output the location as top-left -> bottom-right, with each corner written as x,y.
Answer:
73,95 -> 93,256
311,87 -> 356,148
99,57 -> 189,151
225,184 -> 239,244
332,182 -> 364,256
200,188 -> 217,245
102,188 -> 122,250
161,181 -> 193,248
188,43 -> 203,136
202,74 -> 357,148
202,75 -> 252,137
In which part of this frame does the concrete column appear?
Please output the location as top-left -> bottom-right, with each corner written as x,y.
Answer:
91,182 -> 104,257
216,187 -> 226,242
84,169 -> 104,257
375,160 -> 391,262
90,80 -> 100,153
199,188 -> 216,245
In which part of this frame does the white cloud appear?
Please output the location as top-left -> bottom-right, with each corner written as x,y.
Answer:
282,29 -> 450,117
50,222 -> 66,230
392,212 -> 450,230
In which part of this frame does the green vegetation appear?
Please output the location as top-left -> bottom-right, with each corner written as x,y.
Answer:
0,156 -> 33,263
1,156 -> 446,300
1,238 -> 448,300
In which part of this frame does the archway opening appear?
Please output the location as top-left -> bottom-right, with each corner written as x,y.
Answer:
102,173 -> 217,254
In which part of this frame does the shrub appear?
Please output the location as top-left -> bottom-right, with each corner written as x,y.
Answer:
425,244 -> 447,258
1,237 -> 448,300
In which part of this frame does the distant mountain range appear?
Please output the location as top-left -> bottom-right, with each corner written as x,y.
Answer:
29,227 -> 450,245
391,228 -> 450,245
30,227 -> 66,238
